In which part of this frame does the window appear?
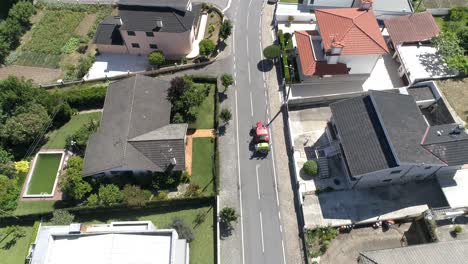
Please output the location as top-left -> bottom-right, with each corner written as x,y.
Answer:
424,166 -> 432,170
390,170 -> 402,174
127,31 -> 136,36
383,179 -> 392,183
149,44 -> 158,49
146,32 -> 154,37
131,43 -> 140,48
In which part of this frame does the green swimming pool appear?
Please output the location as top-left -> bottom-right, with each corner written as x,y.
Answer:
26,153 -> 63,195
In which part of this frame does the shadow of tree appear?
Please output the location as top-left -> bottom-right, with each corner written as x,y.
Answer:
257,59 -> 274,72
417,52 -> 454,77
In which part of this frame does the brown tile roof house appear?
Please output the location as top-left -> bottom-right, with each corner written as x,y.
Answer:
83,75 -> 187,177
384,11 -> 440,46
315,8 -> 389,55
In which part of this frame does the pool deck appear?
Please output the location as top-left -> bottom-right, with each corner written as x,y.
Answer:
20,149 -> 68,201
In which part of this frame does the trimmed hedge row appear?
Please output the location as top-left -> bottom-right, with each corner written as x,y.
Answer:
54,84 -> 107,110
278,30 -> 291,82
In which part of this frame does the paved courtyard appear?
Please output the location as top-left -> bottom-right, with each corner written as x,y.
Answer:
85,53 -> 150,80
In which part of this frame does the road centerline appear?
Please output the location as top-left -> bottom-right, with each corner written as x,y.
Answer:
250,91 -> 254,117
235,90 -> 246,264
259,211 -> 265,253
255,164 -> 261,200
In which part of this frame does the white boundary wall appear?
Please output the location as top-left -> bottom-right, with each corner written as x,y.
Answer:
23,150 -> 66,198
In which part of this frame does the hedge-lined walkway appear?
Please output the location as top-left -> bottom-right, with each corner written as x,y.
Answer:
185,129 -> 216,175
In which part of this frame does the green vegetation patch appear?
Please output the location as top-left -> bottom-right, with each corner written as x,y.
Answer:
189,83 -> 215,129
13,51 -> 62,69
0,225 -> 35,264
44,112 -> 102,149
14,200 -> 57,216
305,227 -> 338,258
191,138 -> 215,195
27,153 -> 62,195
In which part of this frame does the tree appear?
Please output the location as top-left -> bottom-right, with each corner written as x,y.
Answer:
263,45 -> 281,60
65,119 -> 99,156
53,103 -> 73,128
168,76 -> 206,122
122,184 -> 149,207
0,103 -> 51,146
219,108 -> 232,124
167,76 -> 191,104
148,51 -> 165,66
303,160 -> 318,176
0,175 -> 19,211
51,210 -> 75,225
219,207 -> 238,229
8,1 -> 35,28
170,218 -> 194,242
86,193 -> 99,206
221,73 -> 234,91
0,147 -> 13,164
14,160 -> 29,174
99,184 -> 123,205
199,39 -> 216,57
219,20 -> 233,40
433,32 -> 468,74
60,156 -> 91,201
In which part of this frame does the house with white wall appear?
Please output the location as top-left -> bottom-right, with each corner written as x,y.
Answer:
328,89 -> 468,189
293,6 -> 388,84
384,12 -> 458,85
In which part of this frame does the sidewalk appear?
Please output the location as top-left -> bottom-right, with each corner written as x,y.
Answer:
262,3 -> 305,264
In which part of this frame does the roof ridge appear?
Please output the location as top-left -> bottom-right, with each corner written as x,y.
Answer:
317,9 -> 356,20
172,9 -> 189,31
123,75 -> 139,162
352,15 -> 388,53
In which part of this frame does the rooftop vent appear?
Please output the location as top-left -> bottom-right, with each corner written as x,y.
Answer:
69,223 -> 81,234
170,157 -> 177,166
155,18 -> 163,28
449,125 -> 463,135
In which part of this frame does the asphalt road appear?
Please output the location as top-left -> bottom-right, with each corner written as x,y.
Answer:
226,0 -> 287,263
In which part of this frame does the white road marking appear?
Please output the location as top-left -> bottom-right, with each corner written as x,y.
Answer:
222,0 -> 232,12
250,91 -> 254,117
235,90 -> 246,264
281,240 -> 287,264
248,62 -> 251,84
255,164 -> 261,199
259,212 -> 265,253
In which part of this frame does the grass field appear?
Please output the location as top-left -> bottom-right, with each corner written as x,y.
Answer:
78,204 -> 215,264
44,112 -> 102,149
26,153 -> 62,195
190,83 -> 215,129
14,200 -> 57,216
191,138 -> 215,195
13,51 -> 63,69
0,225 -> 35,264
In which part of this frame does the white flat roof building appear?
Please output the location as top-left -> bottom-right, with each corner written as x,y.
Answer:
29,221 -> 189,264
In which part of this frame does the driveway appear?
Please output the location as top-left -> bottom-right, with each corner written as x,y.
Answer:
303,179 -> 448,227
85,53 -> 149,80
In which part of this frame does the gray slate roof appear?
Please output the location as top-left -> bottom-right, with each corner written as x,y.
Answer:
118,0 -> 190,11
331,94 -> 397,176
422,124 -> 468,166
94,17 -> 124,45
359,240 -> 468,264
83,75 -> 187,177
331,90 -> 445,177
406,86 -> 435,102
118,4 -> 198,33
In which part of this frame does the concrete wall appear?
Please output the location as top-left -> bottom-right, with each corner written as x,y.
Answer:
120,28 -> 195,59
305,0 -> 352,7
337,54 -> 380,74
96,44 -> 128,54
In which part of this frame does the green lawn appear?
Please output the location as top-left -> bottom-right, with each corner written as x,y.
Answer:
0,225 -> 35,264
78,205 -> 215,264
280,0 -> 302,3
44,112 -> 102,149
26,153 -> 62,195
14,200 -> 57,216
191,138 -> 215,195
189,83 -> 215,129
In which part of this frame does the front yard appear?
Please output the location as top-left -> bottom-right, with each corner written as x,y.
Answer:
0,224 -> 36,264
189,83 -> 216,129
437,78 -> 468,125
44,112 -> 102,149
191,138 -> 215,195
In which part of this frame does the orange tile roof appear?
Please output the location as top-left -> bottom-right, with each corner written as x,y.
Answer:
315,8 -> 388,55
384,12 -> 440,46
295,31 -> 349,76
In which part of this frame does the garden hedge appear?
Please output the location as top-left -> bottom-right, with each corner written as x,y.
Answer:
59,85 -> 107,110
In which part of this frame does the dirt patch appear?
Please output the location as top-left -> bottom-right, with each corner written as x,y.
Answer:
185,129 -> 216,174
437,78 -> 468,125
0,65 -> 61,84
18,10 -> 45,47
74,13 -> 97,37
204,10 -> 222,43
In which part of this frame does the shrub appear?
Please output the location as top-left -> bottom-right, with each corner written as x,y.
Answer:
157,190 -> 168,200
454,225 -> 463,233
14,160 -> 29,174
219,207 -> 238,229
122,184 -> 148,207
303,160 -> 318,176
60,156 -> 91,201
86,193 -> 99,206
221,73 -> 234,90
263,45 -> 281,60
0,175 -> 19,211
219,108 -> 232,124
168,76 -> 206,123
59,84 -> 107,110
65,118 -> 99,156
199,39 -> 216,56
148,51 -> 165,66
219,20 -> 233,40
8,1 -> 36,27
99,184 -> 123,206
185,184 -> 201,197
53,102 -> 73,128
170,218 -> 194,242
51,210 -> 75,225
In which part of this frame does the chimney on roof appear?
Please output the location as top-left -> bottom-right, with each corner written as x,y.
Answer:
155,17 -> 163,28
327,40 -> 344,64
170,157 -> 177,166
359,0 -> 373,11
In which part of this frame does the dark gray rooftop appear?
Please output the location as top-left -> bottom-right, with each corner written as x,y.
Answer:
422,124 -> 468,166
94,17 -> 124,45
118,0 -> 190,11
370,90 -> 444,166
407,86 -> 435,102
359,239 -> 468,264
83,75 -> 187,177
119,4 -> 198,33
330,94 -> 397,176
